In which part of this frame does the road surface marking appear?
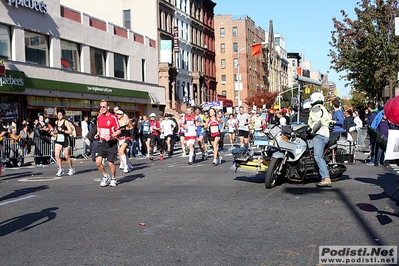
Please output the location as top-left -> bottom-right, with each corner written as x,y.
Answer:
0,195 -> 36,206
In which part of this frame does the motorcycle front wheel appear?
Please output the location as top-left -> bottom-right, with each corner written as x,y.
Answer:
265,157 -> 283,189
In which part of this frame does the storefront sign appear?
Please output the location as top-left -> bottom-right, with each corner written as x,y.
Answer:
173,26 -> 180,53
87,86 -> 112,94
0,70 -> 25,92
6,0 -> 48,14
160,40 -> 172,64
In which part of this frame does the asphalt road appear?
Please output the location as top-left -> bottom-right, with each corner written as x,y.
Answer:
0,147 -> 398,266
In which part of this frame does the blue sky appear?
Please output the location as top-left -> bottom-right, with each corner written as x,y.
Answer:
214,0 -> 359,97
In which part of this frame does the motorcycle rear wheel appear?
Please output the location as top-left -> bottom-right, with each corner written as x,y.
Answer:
265,157 -> 283,189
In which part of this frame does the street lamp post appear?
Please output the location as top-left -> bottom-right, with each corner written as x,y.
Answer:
235,47 -> 246,108
277,84 -> 282,110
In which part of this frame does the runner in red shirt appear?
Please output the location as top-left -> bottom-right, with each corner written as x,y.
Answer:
95,99 -> 121,187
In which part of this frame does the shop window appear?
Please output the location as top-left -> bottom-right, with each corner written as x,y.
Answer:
0,24 -> 11,59
61,39 -> 80,72
25,31 -> 49,66
90,47 -> 105,76
114,53 -> 127,79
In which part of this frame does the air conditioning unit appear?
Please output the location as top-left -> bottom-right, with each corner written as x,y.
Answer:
221,81 -> 226,85
204,45 -> 208,49
254,68 -> 257,71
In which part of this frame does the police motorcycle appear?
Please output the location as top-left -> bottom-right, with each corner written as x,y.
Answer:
264,94 -> 347,189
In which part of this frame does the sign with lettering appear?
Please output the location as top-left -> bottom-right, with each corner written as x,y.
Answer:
173,26 -> 180,53
6,0 -> 48,14
0,70 -> 25,92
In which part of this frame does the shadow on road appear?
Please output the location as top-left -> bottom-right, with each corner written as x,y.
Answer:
356,203 -> 399,225
234,174 -> 264,184
283,187 -> 388,245
0,172 -> 38,181
118,173 -> 145,184
0,207 -> 58,237
0,185 -> 49,203
354,172 -> 399,208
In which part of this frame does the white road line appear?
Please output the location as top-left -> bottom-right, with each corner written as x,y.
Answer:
0,195 -> 36,206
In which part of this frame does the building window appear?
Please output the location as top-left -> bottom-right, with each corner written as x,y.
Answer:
123,10 -> 131,29
274,37 -> 280,46
0,24 -> 11,59
25,31 -> 49,66
220,43 -> 225,53
220,27 -> 225,38
90,47 -> 105,75
141,58 -> 146,82
60,39 -> 80,71
221,75 -> 226,85
221,59 -> 226,69
232,27 -> 238,37
222,90 -> 226,96
292,60 -> 295,67
233,42 -> 238,52
114,53 -> 127,79
233,58 -> 239,68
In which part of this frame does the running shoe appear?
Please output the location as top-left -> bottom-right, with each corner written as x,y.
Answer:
67,169 -> 75,176
150,155 -> 154,161
56,169 -> 64,177
218,156 -> 222,165
100,174 -> 110,187
123,166 -> 130,173
109,178 -> 117,187
212,159 -> 217,165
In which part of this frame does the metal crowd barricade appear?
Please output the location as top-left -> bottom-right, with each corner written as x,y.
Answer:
0,136 -> 90,167
0,137 -> 24,166
356,127 -> 369,151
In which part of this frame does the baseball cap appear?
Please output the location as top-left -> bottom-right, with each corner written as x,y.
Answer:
149,113 -> 156,117
281,109 -> 287,114
116,110 -> 124,115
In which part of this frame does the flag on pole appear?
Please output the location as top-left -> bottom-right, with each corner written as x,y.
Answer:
296,67 -> 302,76
251,43 -> 262,56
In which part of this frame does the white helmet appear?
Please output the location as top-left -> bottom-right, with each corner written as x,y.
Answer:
149,113 -> 156,118
310,92 -> 324,105
303,99 -> 312,109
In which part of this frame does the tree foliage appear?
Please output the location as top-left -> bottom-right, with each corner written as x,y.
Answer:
244,90 -> 278,108
329,0 -> 399,98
